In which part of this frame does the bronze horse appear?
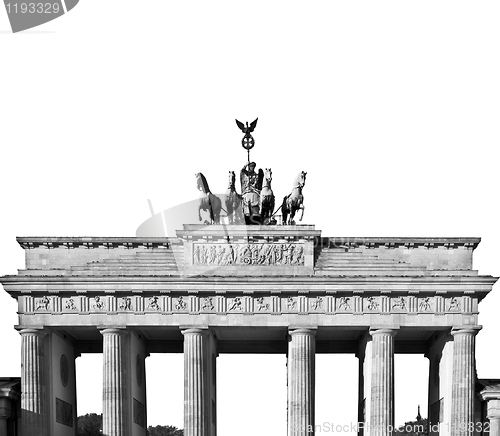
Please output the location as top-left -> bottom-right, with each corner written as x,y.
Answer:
282,171 -> 306,225
225,171 -> 244,225
260,168 -> 275,225
196,173 -> 222,224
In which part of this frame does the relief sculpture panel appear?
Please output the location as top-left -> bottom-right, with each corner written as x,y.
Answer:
192,243 -> 305,266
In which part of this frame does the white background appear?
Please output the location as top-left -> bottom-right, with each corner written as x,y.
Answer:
1,1 -> 499,434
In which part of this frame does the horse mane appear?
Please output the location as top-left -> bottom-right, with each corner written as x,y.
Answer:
197,172 -> 210,194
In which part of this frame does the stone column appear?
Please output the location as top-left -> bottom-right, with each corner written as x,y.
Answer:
101,328 -> 129,436
0,397 -> 11,436
19,328 -> 47,436
287,328 -> 316,436
450,327 -> 480,436
369,328 -> 396,436
182,328 -> 209,436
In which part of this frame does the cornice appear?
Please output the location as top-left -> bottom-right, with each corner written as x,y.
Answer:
14,236 -> 482,250
1,274 -> 497,285
16,237 -> 175,250
319,237 -> 481,250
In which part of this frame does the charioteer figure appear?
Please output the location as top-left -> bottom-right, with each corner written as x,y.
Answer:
240,161 -> 263,225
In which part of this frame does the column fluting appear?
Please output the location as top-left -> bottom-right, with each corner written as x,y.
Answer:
450,327 -> 480,436
288,328 -> 316,436
369,328 -> 396,436
182,328 -> 208,436
19,328 -> 47,436
101,328 -> 129,436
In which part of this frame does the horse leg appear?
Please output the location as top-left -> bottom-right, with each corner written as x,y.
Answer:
215,200 -> 221,224
281,196 -> 288,225
213,196 -> 222,224
299,204 -> 305,221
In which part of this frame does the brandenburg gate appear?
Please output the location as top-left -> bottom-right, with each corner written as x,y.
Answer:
0,225 -> 498,436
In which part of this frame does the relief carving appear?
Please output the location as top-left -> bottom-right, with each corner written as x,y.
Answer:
93,296 -> 105,310
228,297 -> 243,311
287,297 -> 297,310
392,297 -> 406,310
311,296 -> 323,310
65,298 -> 77,311
338,297 -> 351,311
201,297 -> 214,311
448,297 -> 461,311
147,296 -> 160,311
175,297 -> 187,311
119,297 -> 132,311
193,243 -> 305,266
419,297 -> 431,311
366,297 -> 379,311
256,297 -> 269,311
35,296 -> 50,311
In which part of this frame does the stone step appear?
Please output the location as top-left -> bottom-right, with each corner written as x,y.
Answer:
316,264 -> 422,271
316,262 -> 413,268
69,270 -> 181,276
98,259 -> 179,265
317,256 -> 380,262
105,254 -> 178,261
315,269 -> 478,276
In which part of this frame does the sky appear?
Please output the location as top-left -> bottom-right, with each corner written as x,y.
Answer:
1,1 -> 499,434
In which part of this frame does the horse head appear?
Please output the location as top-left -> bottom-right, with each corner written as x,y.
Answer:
228,171 -> 236,189
264,168 -> 272,183
293,171 -> 307,190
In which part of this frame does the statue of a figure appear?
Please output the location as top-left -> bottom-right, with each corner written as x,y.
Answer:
240,162 -> 263,224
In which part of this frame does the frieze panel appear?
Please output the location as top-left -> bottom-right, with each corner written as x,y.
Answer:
20,295 -> 471,316
192,243 -> 305,266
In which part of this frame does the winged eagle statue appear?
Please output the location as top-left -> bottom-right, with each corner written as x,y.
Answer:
236,118 -> 258,162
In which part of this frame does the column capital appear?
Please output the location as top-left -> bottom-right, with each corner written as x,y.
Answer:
100,327 -> 129,336
480,390 -> 500,402
369,327 -> 398,337
18,328 -> 47,337
451,326 -> 482,337
288,327 -> 317,336
181,327 -> 209,336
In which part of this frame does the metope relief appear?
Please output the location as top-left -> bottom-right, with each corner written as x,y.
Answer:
192,243 -> 305,266
286,297 -> 297,310
419,297 -> 432,311
35,296 -> 50,311
310,296 -> 323,311
228,297 -> 243,311
147,296 -> 160,311
119,297 -> 133,311
256,297 -> 270,311
366,297 -> 379,311
65,298 -> 77,311
392,297 -> 406,311
201,297 -> 215,311
337,297 -> 351,311
174,296 -> 188,311
93,296 -> 106,311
